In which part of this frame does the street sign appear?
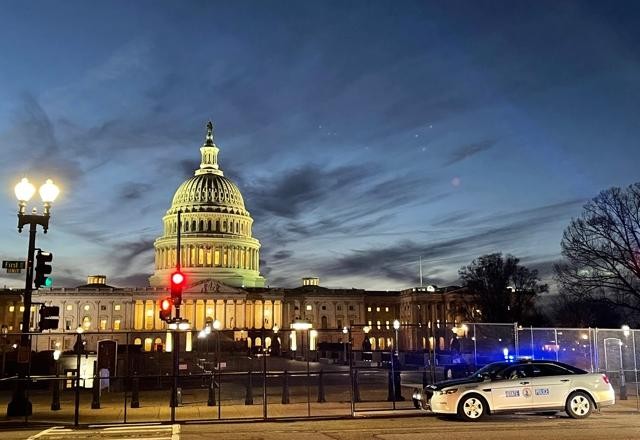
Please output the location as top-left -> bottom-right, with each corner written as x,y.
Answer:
3,260 -> 25,273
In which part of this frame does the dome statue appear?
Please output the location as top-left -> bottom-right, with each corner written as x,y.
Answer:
149,122 -> 265,288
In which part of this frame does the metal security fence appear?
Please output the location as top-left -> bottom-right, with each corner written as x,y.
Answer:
0,324 -> 637,426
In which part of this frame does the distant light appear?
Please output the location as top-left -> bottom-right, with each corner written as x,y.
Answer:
393,320 -> 400,330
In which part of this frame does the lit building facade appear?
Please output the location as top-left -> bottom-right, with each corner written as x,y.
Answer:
14,122 -> 476,353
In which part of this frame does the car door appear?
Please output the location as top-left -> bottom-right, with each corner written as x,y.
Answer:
489,365 -> 534,410
529,363 -> 574,408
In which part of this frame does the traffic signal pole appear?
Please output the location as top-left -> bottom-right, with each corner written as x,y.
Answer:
171,211 -> 182,420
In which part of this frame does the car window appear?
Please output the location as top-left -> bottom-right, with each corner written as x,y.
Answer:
498,365 -> 531,380
532,363 -> 574,377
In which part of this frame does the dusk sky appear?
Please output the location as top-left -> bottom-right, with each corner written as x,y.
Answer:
1,1 -> 639,291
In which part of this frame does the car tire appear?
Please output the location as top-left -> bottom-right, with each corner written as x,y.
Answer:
565,391 -> 593,419
457,394 -> 487,422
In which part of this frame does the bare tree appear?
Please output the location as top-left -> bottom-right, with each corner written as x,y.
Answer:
555,183 -> 640,316
459,253 -> 547,323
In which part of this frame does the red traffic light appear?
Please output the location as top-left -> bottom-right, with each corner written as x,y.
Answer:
159,297 -> 172,322
160,298 -> 172,311
171,272 -> 185,286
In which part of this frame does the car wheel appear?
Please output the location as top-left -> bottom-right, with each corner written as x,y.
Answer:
457,394 -> 487,421
566,391 -> 593,419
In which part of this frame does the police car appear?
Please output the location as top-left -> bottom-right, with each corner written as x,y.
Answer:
412,360 -> 615,421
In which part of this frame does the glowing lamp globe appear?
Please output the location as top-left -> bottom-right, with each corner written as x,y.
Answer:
39,179 -> 60,203
15,178 -> 36,202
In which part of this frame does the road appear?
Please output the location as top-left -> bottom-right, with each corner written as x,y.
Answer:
9,407 -> 640,440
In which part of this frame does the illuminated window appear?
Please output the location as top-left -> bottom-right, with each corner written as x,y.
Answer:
114,304 -> 121,311
385,307 -> 389,312
83,305 -> 90,311
376,307 -> 380,312
376,320 -> 381,329
66,305 -> 73,311
100,319 -> 107,330
306,305 -> 312,311
144,338 -> 153,352
134,338 -> 142,345
8,306 -> 14,313
367,307 -> 372,312
19,306 -> 24,312
113,320 -> 121,330
82,316 -> 91,330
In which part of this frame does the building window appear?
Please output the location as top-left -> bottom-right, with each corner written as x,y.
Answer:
306,305 -> 312,311
385,307 -> 389,312
19,306 -> 24,312
114,304 -> 121,311
349,305 -> 354,311
8,306 -> 14,313
337,305 -> 342,311
376,307 -> 380,312
321,305 -> 326,311
294,306 -> 299,311
66,305 -> 73,311
337,319 -> 342,329
100,319 -> 107,330
83,305 -> 90,311
367,307 -> 372,312
65,320 -> 72,331
82,316 -> 91,330
113,319 -> 121,330
100,305 -> 107,311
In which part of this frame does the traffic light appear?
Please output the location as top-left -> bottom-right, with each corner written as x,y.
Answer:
170,271 -> 185,305
34,250 -> 53,289
38,306 -> 60,331
159,298 -> 172,322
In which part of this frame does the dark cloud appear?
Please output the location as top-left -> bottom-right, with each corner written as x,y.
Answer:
272,250 -> 294,260
316,199 -> 584,285
110,272 -> 152,287
111,238 -> 156,273
118,182 -> 153,201
444,140 -> 495,166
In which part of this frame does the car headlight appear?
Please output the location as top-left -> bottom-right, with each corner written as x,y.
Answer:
436,388 -> 458,395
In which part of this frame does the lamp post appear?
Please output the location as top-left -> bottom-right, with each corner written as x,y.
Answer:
51,349 -> 61,411
292,320 -> 312,416
1,325 -> 8,377
212,319 -> 221,419
342,326 -> 349,365
393,319 -> 400,355
7,177 -> 60,417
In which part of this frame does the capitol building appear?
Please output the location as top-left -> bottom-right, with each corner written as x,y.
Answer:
4,123 -> 474,354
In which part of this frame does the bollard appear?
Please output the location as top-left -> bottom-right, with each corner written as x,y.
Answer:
352,369 -> 361,403
207,374 -> 216,406
620,371 -> 628,400
282,370 -> 290,404
244,370 -> 254,405
317,369 -> 326,403
51,378 -> 61,411
131,375 -> 140,408
394,370 -> 404,401
91,373 -> 100,409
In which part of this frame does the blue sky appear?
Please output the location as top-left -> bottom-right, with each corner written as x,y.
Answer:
1,1 -> 639,291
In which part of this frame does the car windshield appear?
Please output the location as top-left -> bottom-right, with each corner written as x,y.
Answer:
473,362 -> 511,379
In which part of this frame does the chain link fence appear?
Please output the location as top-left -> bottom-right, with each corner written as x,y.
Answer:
0,323 -> 637,426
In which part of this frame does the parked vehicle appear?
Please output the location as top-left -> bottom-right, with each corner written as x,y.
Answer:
412,359 -> 615,421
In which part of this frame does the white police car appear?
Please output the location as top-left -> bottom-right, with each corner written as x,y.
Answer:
413,360 -> 615,421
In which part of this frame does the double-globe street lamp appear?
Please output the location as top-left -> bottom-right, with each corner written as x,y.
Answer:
7,177 -> 60,417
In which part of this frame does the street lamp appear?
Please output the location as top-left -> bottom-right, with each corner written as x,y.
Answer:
343,326 -> 349,365
8,177 -> 60,417
393,319 -> 400,355
291,320 -> 313,416
212,319 -> 221,419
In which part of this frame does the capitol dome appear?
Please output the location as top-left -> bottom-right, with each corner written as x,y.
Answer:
149,122 -> 265,288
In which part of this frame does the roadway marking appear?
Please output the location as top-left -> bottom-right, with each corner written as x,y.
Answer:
27,424 -> 180,440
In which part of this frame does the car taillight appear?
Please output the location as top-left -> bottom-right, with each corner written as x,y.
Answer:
602,374 -> 610,384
